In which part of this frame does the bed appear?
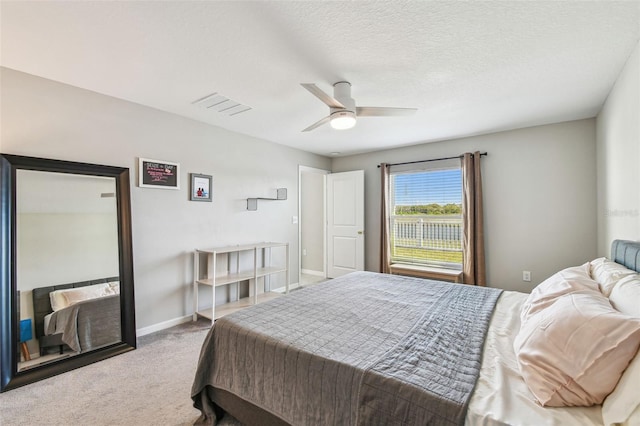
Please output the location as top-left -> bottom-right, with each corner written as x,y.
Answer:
32,277 -> 122,355
191,240 -> 640,425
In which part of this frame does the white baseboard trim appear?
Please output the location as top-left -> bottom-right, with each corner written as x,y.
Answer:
301,269 -> 325,277
138,282 -> 310,335
136,314 -> 193,337
272,282 -> 301,293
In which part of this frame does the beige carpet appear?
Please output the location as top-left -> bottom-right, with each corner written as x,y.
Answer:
0,319 -> 241,426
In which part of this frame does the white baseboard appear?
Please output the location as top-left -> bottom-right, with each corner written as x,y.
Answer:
136,314 -> 193,337
301,269 -> 324,277
272,282 -> 301,293
137,282 -> 309,335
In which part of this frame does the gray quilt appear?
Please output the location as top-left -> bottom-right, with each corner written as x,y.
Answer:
46,294 -> 121,353
192,271 -> 502,426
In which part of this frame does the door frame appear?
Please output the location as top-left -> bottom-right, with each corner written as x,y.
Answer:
298,165 -> 330,286
326,169 -> 365,278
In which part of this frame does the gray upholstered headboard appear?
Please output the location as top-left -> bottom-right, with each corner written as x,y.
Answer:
611,240 -> 640,273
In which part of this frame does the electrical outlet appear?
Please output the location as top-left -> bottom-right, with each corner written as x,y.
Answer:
522,271 -> 531,282
302,249 -> 307,256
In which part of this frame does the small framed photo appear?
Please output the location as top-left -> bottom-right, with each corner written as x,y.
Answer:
190,173 -> 212,202
139,158 -> 180,189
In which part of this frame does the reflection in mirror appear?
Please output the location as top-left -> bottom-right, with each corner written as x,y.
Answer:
16,171 -> 121,371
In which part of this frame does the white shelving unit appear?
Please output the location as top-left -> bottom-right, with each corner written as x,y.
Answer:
193,242 -> 289,323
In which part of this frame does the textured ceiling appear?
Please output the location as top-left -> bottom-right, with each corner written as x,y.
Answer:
1,1 -> 639,157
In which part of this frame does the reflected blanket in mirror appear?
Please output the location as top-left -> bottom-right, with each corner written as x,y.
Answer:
46,294 -> 121,353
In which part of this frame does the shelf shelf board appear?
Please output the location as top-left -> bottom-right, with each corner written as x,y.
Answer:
197,271 -> 254,286
196,267 -> 287,287
195,292 -> 282,320
196,241 -> 287,254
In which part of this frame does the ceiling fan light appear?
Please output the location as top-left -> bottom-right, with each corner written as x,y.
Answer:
330,110 -> 356,130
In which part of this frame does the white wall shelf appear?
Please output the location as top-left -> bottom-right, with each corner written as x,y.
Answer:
247,188 -> 287,210
193,242 -> 289,323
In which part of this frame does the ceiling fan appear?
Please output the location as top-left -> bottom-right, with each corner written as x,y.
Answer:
301,81 -> 417,132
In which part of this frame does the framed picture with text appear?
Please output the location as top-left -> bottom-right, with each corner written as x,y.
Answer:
190,173 -> 212,202
138,158 -> 180,189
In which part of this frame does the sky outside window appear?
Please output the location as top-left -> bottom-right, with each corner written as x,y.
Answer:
393,169 -> 462,205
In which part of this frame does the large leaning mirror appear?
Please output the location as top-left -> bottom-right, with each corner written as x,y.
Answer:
1,154 -> 136,392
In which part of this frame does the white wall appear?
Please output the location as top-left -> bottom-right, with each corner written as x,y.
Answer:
332,119 -> 597,292
1,67 -> 331,329
596,40 -> 640,256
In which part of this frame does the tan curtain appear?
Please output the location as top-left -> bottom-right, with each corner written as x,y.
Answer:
462,152 -> 486,286
380,163 -> 391,273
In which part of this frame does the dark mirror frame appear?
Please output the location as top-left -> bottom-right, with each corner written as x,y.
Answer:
0,154 -> 136,392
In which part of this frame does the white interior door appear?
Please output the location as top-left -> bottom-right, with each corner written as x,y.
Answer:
327,170 -> 365,278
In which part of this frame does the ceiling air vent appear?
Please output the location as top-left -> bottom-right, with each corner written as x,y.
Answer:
192,93 -> 252,116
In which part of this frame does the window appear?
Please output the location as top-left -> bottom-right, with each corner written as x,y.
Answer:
389,161 -> 463,270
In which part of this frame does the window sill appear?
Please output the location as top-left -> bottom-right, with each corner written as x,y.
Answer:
389,264 -> 463,283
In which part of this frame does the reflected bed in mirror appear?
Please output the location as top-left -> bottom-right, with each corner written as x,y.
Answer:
22,276 -> 121,371
1,154 -> 136,392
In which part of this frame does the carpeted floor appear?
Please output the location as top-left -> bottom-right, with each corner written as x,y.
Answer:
0,319 -> 241,426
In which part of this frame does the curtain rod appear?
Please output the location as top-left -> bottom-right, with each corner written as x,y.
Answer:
377,152 -> 488,168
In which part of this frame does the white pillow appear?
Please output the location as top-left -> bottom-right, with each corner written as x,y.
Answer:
602,274 -> 640,425
49,283 -> 112,311
609,274 -> 640,318
514,291 -> 640,407
520,263 -> 599,321
49,291 -> 69,312
590,257 -> 637,297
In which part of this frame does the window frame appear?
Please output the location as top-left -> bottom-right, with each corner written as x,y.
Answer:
388,161 -> 463,271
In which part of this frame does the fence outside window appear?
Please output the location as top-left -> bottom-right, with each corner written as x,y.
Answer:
390,214 -> 463,270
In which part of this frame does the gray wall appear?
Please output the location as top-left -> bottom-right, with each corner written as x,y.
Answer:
301,171 -> 325,273
332,119 -> 598,292
5,51 -> 629,324
1,67 -> 331,330
596,40 -> 640,256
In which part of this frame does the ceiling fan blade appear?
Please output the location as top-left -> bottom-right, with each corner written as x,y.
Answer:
356,107 -> 417,117
302,116 -> 331,132
301,84 -> 345,109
